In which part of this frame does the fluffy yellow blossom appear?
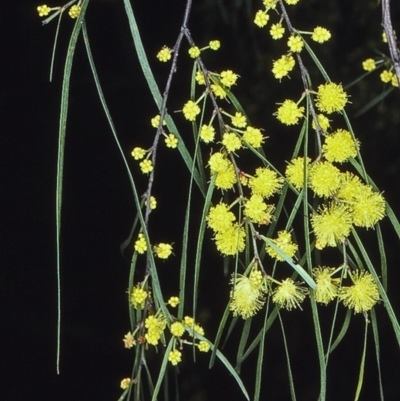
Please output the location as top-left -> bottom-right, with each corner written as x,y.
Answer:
134,233 -> 147,254
265,230 -> 298,261
270,23 -> 285,40
151,114 -> 166,128
263,0 -> 278,8
123,331 -> 136,348
209,40 -> 221,50
362,58 -> 376,72
222,132 -> 242,153
188,46 -> 201,58
165,133 -> 178,148
285,157 -> 311,190
167,296 -> 180,307
215,223 -> 246,255
120,378 -> 131,390
311,202 -> 353,249
37,4 -> 51,17
170,322 -> 185,337
311,114 -> 330,131
157,46 -> 172,62
146,195 -> 157,210
198,341 -> 211,352
254,10 -> 269,28
322,129 -> 358,163
139,159 -> 153,174
182,100 -> 201,121
315,83 -> 348,114
275,99 -> 304,125
195,70 -> 206,85
211,84 -> 227,99
249,167 -> 284,199
131,147 -> 146,160
339,270 -> 379,313
272,55 -> 296,79
199,125 -> 215,143
145,314 -> 167,346
312,267 -> 340,304
231,112 -> 247,128
288,35 -> 304,52
380,70 -> 393,83
272,278 -> 308,310
220,70 -> 239,87
131,285 -> 148,309
311,27 -> 331,43
215,162 -> 237,190
244,194 -> 275,225
208,152 -> 229,173
242,126 -> 264,148
168,349 -> 182,365
207,203 -> 236,232
309,161 -> 341,197
153,243 -> 173,259
68,5 -> 81,19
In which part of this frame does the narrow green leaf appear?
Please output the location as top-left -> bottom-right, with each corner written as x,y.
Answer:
329,309 -> 352,353
370,309 -> 385,401
354,317 -> 369,401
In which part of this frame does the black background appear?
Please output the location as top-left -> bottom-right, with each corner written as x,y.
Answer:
3,0 -> 400,400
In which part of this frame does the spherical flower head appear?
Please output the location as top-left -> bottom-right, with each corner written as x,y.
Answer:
198,340 -> 210,352
288,35 -> 304,52
270,23 -> 285,40
309,161 -> 341,197
209,40 -> 221,50
193,323 -> 204,336
275,99 -> 304,125
168,349 -> 182,365
211,84 -> 227,99
153,243 -> 173,259
312,267 -> 340,304
167,296 -> 180,307
322,129 -> 358,163
380,70 -> 393,83
285,0 -> 300,4
311,202 -> 353,249
244,194 -> 275,225
131,285 -> 148,309
243,126 -> 264,148
220,70 -> 239,87
195,70 -> 206,85
254,10 -> 270,28
222,132 -> 242,153
272,278 -> 308,310
265,230 -> 298,261
362,58 -> 376,72
123,331 -> 136,348
336,172 -> 364,201
120,378 -> 131,390
272,55 -> 296,79
215,223 -> 246,255
131,147 -> 146,160
231,112 -> 247,128
349,187 -> 386,228
37,5 -> 51,17
188,46 -> 201,58
249,167 -> 284,199
208,152 -> 229,173
311,114 -> 330,131
215,162 -> 237,190
184,316 -> 195,327
339,270 -> 380,313
316,83 -> 348,114
230,272 -> 266,319
151,114 -> 166,128
145,314 -> 167,345
263,0 -> 278,8
165,133 -> 178,148
140,159 -> 153,174
311,27 -> 331,43
68,5 -> 81,19
157,46 -> 172,62
199,124 -> 215,143
182,100 -> 201,121
146,195 -> 157,210
134,233 -> 147,254
207,202 -> 236,232
285,157 -> 311,190
170,322 -> 185,337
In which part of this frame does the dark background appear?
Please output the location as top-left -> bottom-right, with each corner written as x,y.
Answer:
3,0 -> 400,400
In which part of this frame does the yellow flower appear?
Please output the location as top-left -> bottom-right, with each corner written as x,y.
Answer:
220,70 -> 239,87
167,296 -> 180,307
322,129 -> 358,163
311,27 -> 331,43
68,5 -> 81,19
195,70 -> 206,85
222,132 -> 242,153
168,349 -> 182,365
208,152 -> 229,173
215,162 -> 237,190
380,70 -> 393,83
230,268 -> 266,319
285,157 -> 311,190
139,159 -> 153,174
131,285 -> 148,309
182,100 -> 201,121
315,82 -> 348,114
198,340 -> 210,352
120,378 -> 131,390
151,114 -> 166,128
157,46 -> 172,62
244,194 -> 275,225
311,202 -> 353,249
170,322 -> 185,337
285,0 -> 299,4
382,31 -> 387,43
249,167 -> 284,199
123,331 -> 136,348
131,147 -> 146,160
392,74 -> 399,87
362,58 -> 376,72
242,126 -> 264,148
312,267 -> 340,304
287,35 -> 304,52
270,23 -> 285,40
211,84 -> 227,99
165,133 -> 178,148
37,5 -> 51,17
339,270 -> 379,313
145,314 -> 167,346
134,233 -> 147,254
265,230 -> 298,261
214,223 -> 246,255
209,40 -> 221,50
254,10 -> 269,28
275,99 -> 304,125
188,46 -> 201,58
272,55 -> 296,79
311,114 -> 330,131
207,202 -> 236,232
199,125 -> 215,143
231,112 -> 247,128
153,243 -> 173,259
263,0 -> 278,8
272,278 -> 308,310
146,195 -> 157,210
309,161 -> 341,197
